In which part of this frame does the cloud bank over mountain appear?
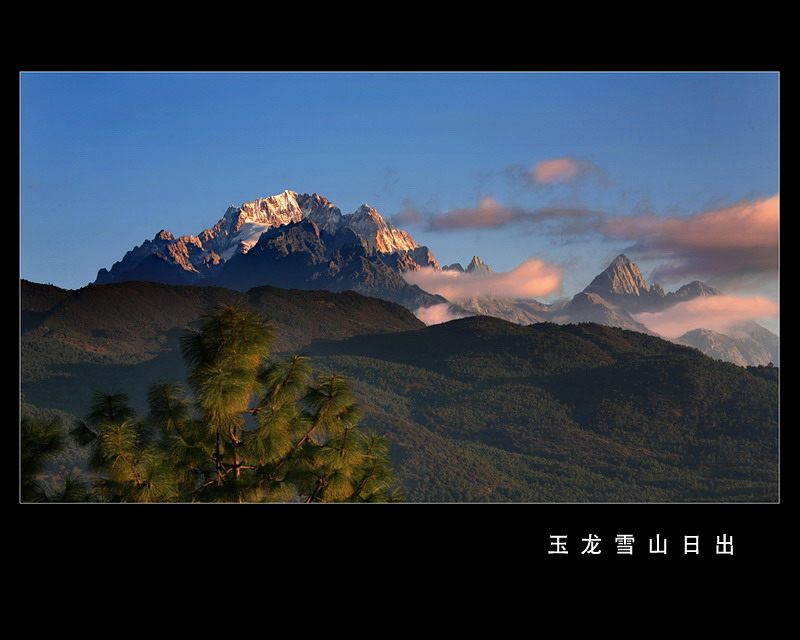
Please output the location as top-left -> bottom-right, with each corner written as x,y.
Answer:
413,303 -> 466,326
399,191 -> 779,295
633,294 -> 779,338
403,257 -> 562,301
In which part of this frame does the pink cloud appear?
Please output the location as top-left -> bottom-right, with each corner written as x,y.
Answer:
606,195 -> 778,249
391,207 -> 426,228
532,157 -> 581,184
413,303 -> 466,325
632,295 -> 779,338
403,257 -> 562,301
424,196 -> 603,232
428,196 -> 513,231
604,195 -> 779,285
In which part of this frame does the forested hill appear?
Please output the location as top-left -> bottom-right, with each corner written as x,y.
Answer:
309,316 -> 778,502
21,279 -> 424,358
21,280 -> 778,502
311,315 -> 705,377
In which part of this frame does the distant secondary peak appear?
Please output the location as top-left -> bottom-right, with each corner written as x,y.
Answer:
650,282 -> 666,297
154,230 -> 174,242
671,280 -> 722,300
443,263 -> 465,272
585,254 -> 649,296
467,256 -> 493,275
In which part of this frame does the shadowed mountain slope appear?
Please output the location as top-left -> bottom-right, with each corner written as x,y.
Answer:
21,281 -> 778,503
22,279 -> 424,360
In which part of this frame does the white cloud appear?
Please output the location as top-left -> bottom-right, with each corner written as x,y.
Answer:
413,303 -> 465,325
633,295 -> 779,338
404,257 -> 562,301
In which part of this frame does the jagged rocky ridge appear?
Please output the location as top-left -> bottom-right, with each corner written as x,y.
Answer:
556,256 -> 777,365
583,254 -> 722,313
440,254 -> 778,365
96,191 -> 429,281
95,190 -> 443,309
93,191 -> 777,367
213,219 -> 447,310
546,255 -> 724,332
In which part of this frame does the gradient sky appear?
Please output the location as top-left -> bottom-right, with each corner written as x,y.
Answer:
20,71 -> 779,331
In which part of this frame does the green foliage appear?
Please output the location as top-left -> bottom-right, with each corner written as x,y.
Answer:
21,280 -> 778,503
310,340 -> 778,502
21,415 -> 93,502
20,279 -> 423,385
21,415 -> 65,501
56,304 -> 401,503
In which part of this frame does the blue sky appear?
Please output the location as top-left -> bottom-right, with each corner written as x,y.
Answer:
20,71 -> 779,328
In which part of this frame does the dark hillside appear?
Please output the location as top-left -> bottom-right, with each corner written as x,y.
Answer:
308,316 -> 778,501
21,285 -> 778,502
311,316 -> 702,378
21,280 -> 73,313
21,279 -> 424,361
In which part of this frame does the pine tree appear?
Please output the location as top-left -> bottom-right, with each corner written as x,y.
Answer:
67,304 -> 402,503
21,415 -> 92,502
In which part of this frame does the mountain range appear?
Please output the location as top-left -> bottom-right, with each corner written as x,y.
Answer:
20,189 -> 780,502
91,190 -> 778,367
543,255 -> 779,367
94,190 -> 443,310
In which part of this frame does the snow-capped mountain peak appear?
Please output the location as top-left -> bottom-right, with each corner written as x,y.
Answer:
342,204 -> 419,254
95,190 -> 431,286
239,191 -> 302,224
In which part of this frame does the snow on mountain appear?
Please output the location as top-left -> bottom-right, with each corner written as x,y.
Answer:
197,191 -> 306,261
207,193 -> 418,258
96,190 -> 430,285
296,192 -> 345,234
342,204 -> 420,254
93,213 -> 779,368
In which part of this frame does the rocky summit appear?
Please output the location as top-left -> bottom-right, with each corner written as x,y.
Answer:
93,190 -> 447,308
96,190 -> 427,286
582,254 -> 667,313
585,254 -> 649,296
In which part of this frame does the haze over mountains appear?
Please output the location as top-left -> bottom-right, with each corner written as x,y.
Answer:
88,190 -> 778,367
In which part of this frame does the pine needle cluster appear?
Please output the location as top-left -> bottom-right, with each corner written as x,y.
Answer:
21,415 -> 93,502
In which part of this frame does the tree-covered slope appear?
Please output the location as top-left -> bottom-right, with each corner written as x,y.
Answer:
20,282 -> 778,503
22,279 -> 424,373
309,317 -> 778,502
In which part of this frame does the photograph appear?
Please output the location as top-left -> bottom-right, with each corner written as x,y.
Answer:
20,71 -> 779,547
